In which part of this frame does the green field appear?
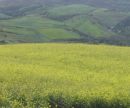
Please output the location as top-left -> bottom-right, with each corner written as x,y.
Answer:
47,4 -> 95,17
0,2 -> 130,45
0,43 -> 130,108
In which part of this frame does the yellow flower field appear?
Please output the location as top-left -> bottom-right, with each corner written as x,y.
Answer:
0,43 -> 130,108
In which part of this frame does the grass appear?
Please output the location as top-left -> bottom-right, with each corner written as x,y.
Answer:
0,16 -> 81,42
0,43 -> 130,108
65,15 -> 115,37
92,9 -> 130,28
0,4 -> 130,44
38,28 -> 80,40
1,2 -> 130,44
47,4 -> 95,17
0,16 -> 63,28
0,13 -> 12,19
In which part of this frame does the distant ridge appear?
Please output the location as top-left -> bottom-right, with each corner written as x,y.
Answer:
0,0 -> 130,45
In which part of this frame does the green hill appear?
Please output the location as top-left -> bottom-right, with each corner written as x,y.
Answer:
0,0 -> 130,45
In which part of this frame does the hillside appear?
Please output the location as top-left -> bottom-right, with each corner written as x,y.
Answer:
0,43 -> 130,107
0,0 -> 130,45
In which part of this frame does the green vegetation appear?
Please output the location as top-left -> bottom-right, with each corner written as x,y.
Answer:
92,9 -> 130,28
0,43 -> 130,108
0,13 -> 12,19
0,1 -> 130,45
38,28 -> 80,40
47,4 -> 95,17
0,15 -> 81,42
0,0 -> 130,107
65,15 -> 115,37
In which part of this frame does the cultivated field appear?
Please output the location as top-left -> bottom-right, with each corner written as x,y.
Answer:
0,43 -> 130,108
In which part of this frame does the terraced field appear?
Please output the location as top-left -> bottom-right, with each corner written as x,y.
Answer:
0,43 -> 130,108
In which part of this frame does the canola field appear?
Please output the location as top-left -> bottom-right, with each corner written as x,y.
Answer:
0,43 -> 130,108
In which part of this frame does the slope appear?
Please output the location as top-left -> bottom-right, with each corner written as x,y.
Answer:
0,0 -> 130,45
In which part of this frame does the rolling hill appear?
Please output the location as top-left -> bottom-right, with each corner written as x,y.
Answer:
0,1 -> 130,107
0,0 -> 130,45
